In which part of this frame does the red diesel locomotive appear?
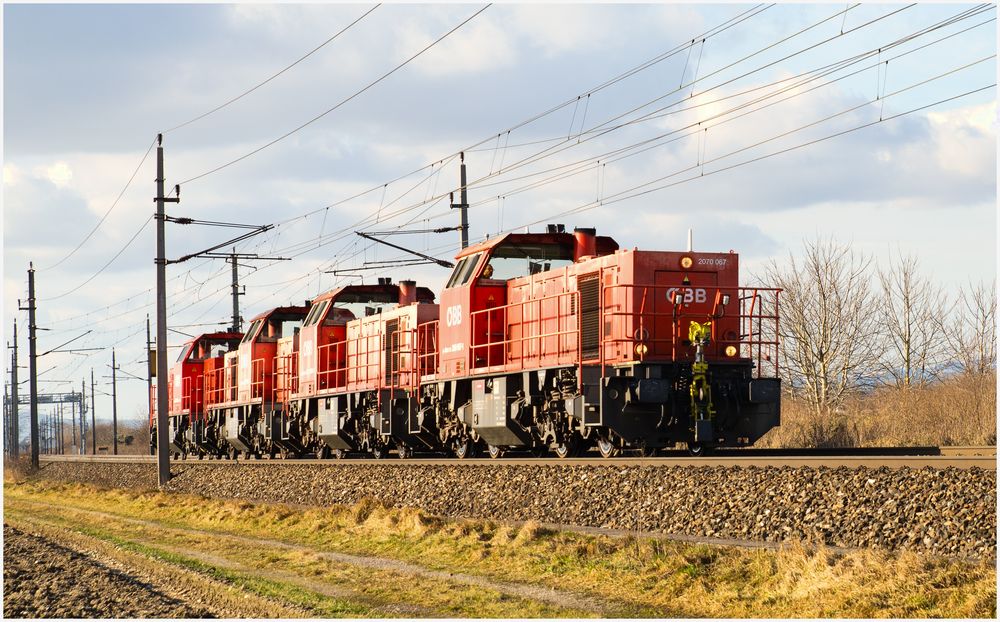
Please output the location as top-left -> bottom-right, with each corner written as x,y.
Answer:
152,225 -> 781,458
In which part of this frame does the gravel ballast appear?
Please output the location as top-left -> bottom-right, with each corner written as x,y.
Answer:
34,461 -> 996,559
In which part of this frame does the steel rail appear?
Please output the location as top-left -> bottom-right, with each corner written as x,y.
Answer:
38,447 -> 996,469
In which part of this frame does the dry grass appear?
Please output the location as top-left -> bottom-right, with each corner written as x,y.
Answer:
760,371 -> 997,448
5,480 -> 995,618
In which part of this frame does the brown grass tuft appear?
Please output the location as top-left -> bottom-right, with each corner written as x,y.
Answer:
760,371 -> 996,448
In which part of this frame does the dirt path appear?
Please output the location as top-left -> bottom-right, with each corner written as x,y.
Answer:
10,498 -> 618,616
3,522 -> 299,619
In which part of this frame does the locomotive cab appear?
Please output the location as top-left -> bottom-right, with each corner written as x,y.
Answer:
290,280 -> 436,457
296,282 -> 435,395
437,229 -> 618,376
210,306 -> 310,457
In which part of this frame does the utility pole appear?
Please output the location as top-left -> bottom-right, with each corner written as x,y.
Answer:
59,403 -> 65,454
450,152 -> 470,249
155,134 -> 179,485
229,249 -> 242,332
26,264 -> 39,469
3,384 -> 9,457
111,348 -> 119,455
90,368 -> 96,454
80,379 -> 87,455
71,392 -> 77,453
9,319 -> 18,459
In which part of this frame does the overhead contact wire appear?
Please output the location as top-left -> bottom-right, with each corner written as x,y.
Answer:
178,4 -> 492,186
163,4 -> 381,134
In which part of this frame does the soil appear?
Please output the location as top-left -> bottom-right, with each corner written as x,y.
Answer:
3,523 -> 215,618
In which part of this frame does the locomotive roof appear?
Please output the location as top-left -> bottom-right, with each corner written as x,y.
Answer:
310,283 -> 436,305
185,331 -> 243,344
246,305 -> 311,324
455,231 -> 619,260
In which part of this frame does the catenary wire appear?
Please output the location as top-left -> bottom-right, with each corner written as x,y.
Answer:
162,4 -> 381,134
177,4 -> 492,186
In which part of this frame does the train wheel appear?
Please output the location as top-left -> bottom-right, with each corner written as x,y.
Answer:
554,438 -> 578,459
227,447 -> 239,461
397,445 -> 413,459
452,438 -> 476,459
487,444 -> 506,460
687,443 -> 709,457
596,437 -> 618,459
316,446 -> 331,460
371,445 -> 386,460
333,448 -> 348,460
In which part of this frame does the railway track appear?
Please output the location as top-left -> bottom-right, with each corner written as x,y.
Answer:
39,446 -> 997,469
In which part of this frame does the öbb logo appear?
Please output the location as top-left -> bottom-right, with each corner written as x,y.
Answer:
445,304 -> 463,327
666,287 -> 707,304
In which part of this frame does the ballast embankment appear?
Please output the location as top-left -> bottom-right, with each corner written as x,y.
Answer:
33,461 -> 996,559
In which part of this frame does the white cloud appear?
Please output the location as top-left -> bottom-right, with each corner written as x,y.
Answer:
3,164 -> 21,187
393,12 -> 518,77
43,161 -> 73,187
926,101 -> 997,178
509,5 -> 611,57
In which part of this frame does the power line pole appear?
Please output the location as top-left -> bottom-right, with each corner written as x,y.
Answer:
155,133 -> 178,485
3,384 -> 9,458
80,379 -> 87,455
111,348 -> 119,455
230,249 -> 242,332
90,368 -> 96,454
71,391 -> 77,453
450,152 -> 470,249
58,402 -> 65,454
9,319 -> 17,459
25,264 -> 39,469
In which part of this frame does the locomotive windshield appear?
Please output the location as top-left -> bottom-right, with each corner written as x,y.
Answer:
240,319 -> 263,344
485,242 -> 574,281
445,253 -> 482,288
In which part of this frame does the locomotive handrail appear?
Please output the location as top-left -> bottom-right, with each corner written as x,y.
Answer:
598,283 -> 780,378
469,290 -> 582,381
314,331 -> 385,395
276,352 -> 298,407
181,375 -> 192,412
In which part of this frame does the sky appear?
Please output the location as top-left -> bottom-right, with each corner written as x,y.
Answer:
3,2 -> 997,437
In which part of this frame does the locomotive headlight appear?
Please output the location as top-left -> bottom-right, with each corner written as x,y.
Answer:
680,255 -> 693,269
635,343 -> 649,356
725,345 -> 738,357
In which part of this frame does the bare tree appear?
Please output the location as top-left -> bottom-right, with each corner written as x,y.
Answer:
762,238 -> 881,420
877,253 -> 950,387
950,279 -> 997,376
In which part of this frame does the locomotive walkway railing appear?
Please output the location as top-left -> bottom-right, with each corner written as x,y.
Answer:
469,290 -> 582,378
208,283 -> 780,415
598,284 -> 780,378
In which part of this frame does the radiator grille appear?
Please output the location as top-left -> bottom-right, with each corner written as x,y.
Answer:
579,274 -> 600,360
384,319 -> 399,384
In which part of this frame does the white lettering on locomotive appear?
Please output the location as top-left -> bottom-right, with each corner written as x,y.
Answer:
666,287 -> 707,304
445,304 -> 463,327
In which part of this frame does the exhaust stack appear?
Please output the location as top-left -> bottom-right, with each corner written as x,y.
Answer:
398,280 -> 417,306
574,227 -> 597,262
